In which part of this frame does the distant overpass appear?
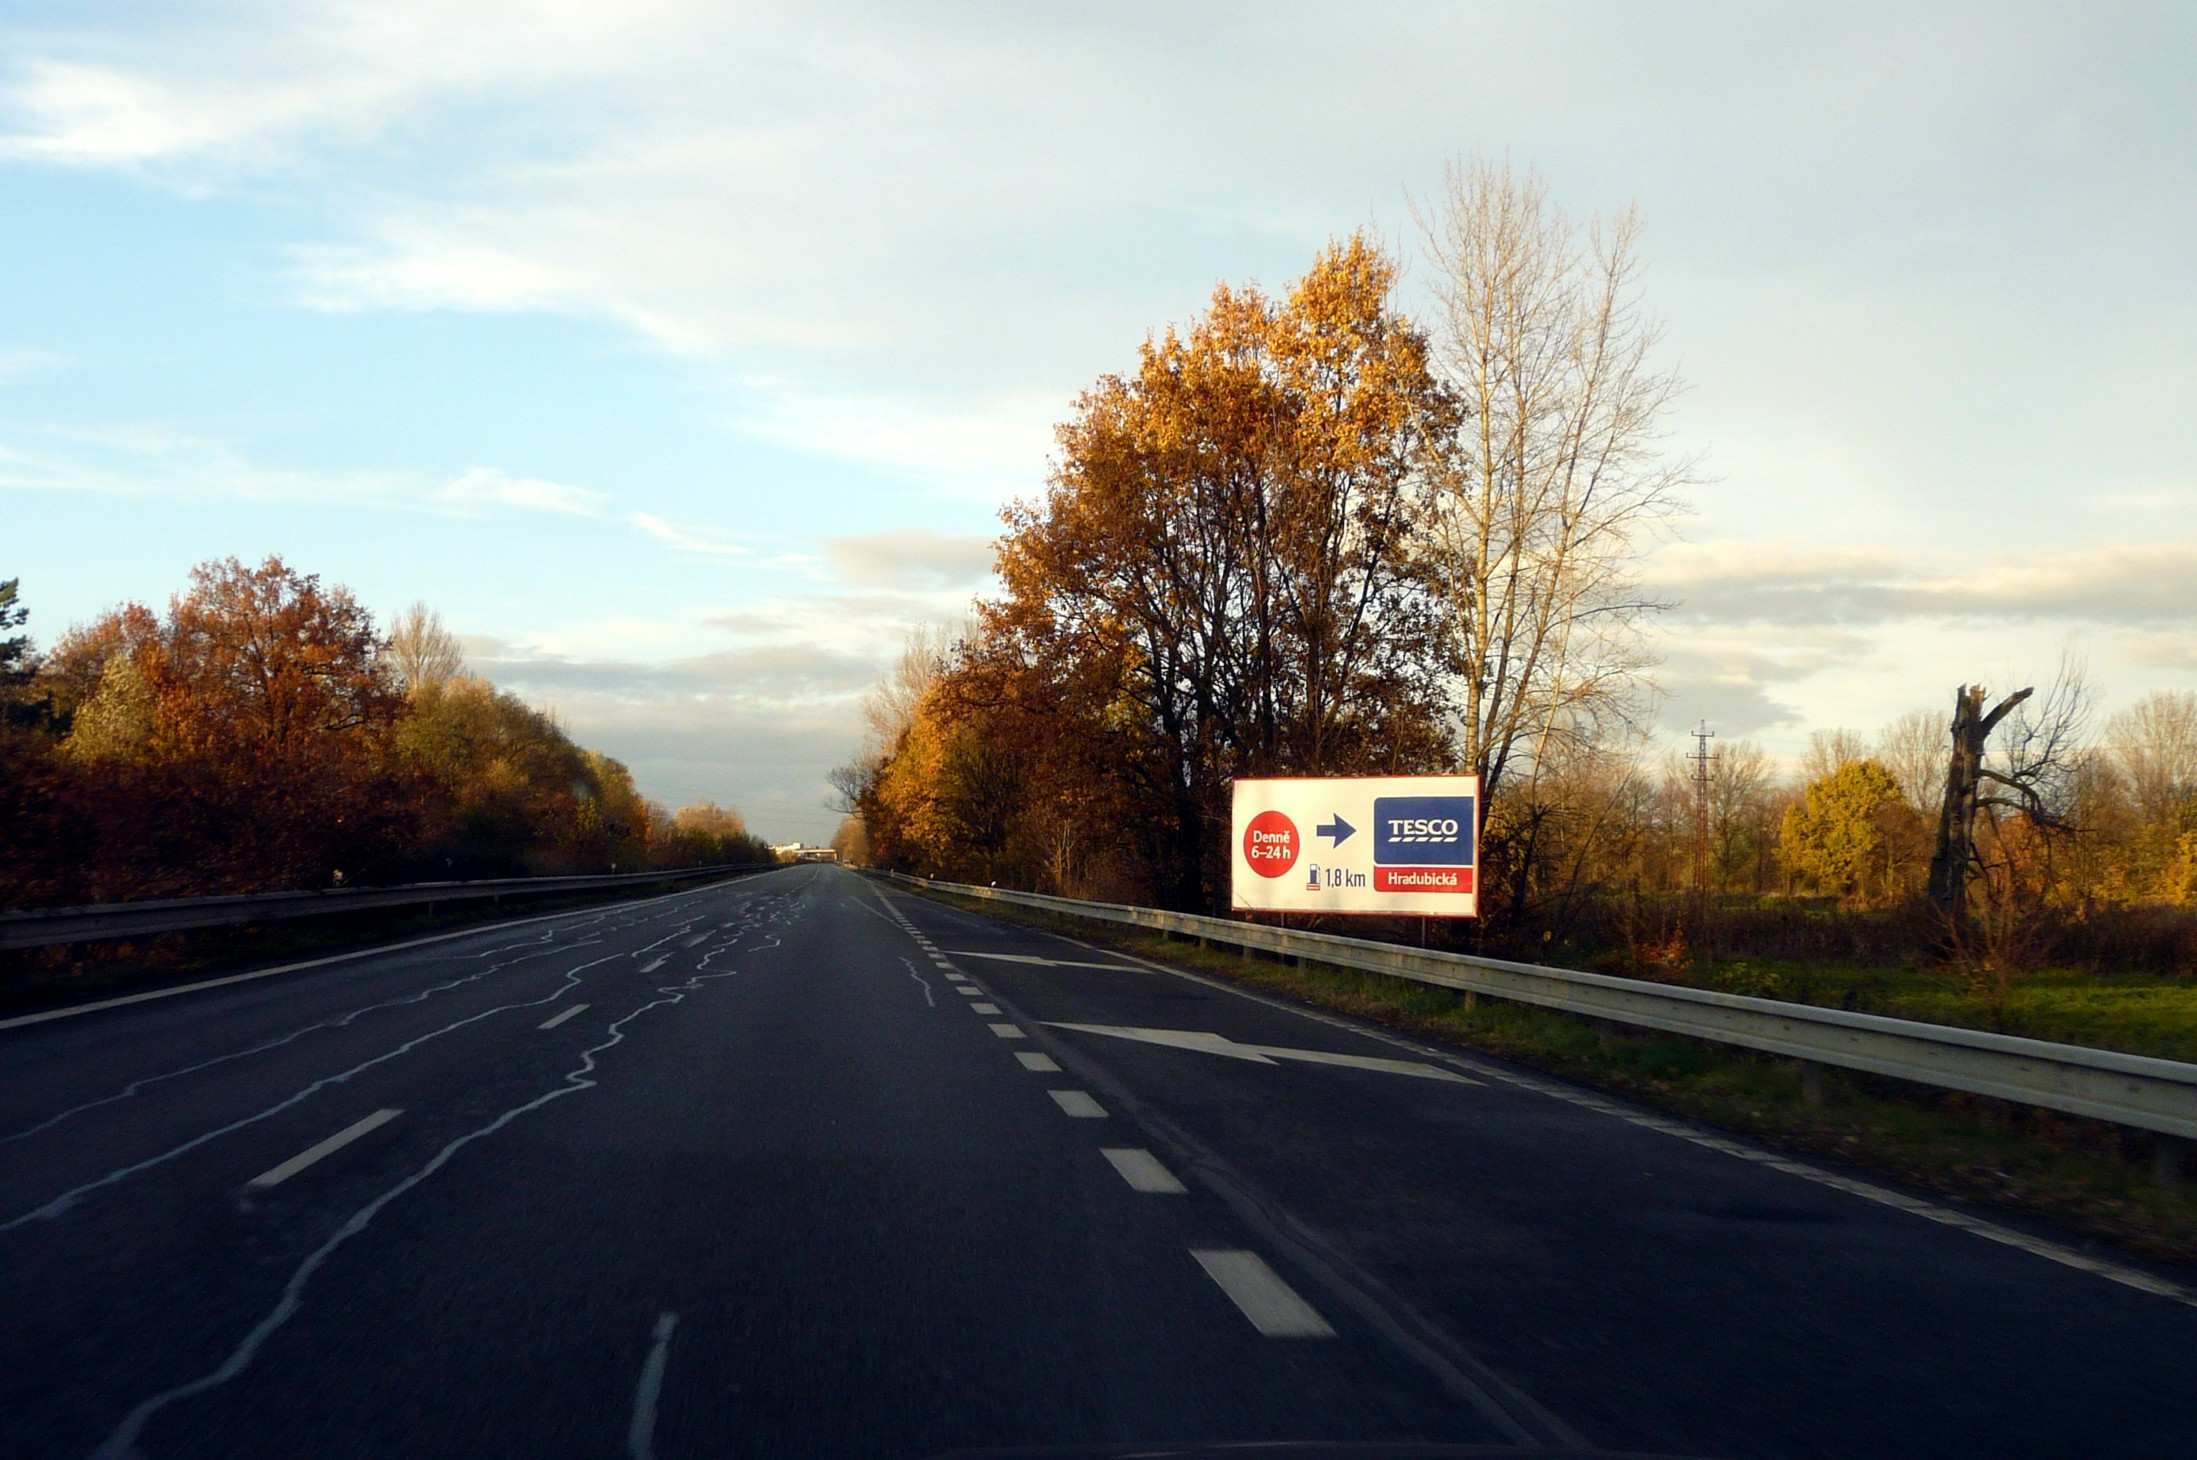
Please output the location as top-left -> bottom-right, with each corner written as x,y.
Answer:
770,842 -> 839,864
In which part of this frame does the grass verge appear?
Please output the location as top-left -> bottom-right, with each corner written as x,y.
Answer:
904,885 -> 2197,1268
1688,957 -> 2197,1064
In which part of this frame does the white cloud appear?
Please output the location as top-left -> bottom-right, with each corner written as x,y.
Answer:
0,348 -> 64,382
629,512 -> 749,558
1647,538 -> 2197,629
825,528 -> 994,588
434,465 -> 608,516
729,386 -> 1060,490
292,231 -> 586,317
0,2 -> 711,170
0,423 -> 408,504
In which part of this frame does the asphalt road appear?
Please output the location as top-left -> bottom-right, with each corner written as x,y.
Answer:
2,865 -> 2192,1459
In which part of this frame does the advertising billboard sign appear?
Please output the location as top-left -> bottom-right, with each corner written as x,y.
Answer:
1230,775 -> 1480,916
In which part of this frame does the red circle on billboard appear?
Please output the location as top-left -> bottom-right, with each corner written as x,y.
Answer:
1243,810 -> 1299,878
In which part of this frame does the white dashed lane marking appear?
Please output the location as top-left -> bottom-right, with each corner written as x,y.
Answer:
1048,1090 -> 1107,1119
537,1004 -> 588,1030
971,1002 -> 1000,1015
1014,1052 -> 1060,1072
627,1310 -> 679,1460
1100,1147 -> 1186,1193
246,1109 -> 403,1190
989,1024 -> 1026,1040
1192,1250 -> 1334,1338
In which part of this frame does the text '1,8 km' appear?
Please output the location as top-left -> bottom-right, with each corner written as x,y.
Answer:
1231,775 -> 1479,917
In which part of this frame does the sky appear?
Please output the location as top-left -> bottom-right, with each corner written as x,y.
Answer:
5,1 -> 2194,842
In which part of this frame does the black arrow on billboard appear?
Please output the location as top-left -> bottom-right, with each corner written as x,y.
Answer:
1316,814 -> 1355,845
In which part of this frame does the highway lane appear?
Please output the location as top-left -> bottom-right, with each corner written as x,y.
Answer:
1,863 -> 2192,1458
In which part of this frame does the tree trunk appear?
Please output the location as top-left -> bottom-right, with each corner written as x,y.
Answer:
1929,686 -> 1983,938
1928,683 -> 2033,946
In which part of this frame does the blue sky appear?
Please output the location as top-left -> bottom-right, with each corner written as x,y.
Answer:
6,1 -> 2195,840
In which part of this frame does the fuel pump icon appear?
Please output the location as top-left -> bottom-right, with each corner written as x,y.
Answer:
1305,863 -> 1320,891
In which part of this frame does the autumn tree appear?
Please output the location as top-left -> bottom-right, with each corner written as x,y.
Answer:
990,234 -> 1452,907
830,815 -> 871,866
0,578 -> 34,722
152,557 -> 400,765
1416,158 -> 1688,828
398,675 -> 602,875
1780,759 -> 1913,904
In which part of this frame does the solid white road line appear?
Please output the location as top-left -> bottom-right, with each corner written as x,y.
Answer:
1014,1052 -> 1060,1072
628,1310 -> 679,1460
246,1109 -> 403,1190
971,1002 -> 1001,1015
537,1003 -> 589,1030
988,1023 -> 1026,1039
951,949 -> 1141,971
0,877 -> 761,1032
1100,1147 -> 1186,1193
1191,1250 -> 1335,1338
640,956 -> 668,973
1048,1090 -> 1107,1119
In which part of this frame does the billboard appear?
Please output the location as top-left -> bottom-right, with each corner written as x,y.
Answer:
1230,775 -> 1479,917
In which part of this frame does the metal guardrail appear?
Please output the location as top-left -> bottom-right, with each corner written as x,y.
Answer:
883,872 -> 2197,1142
0,863 -> 777,951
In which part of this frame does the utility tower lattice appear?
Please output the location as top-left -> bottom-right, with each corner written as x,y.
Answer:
1690,720 -> 1717,920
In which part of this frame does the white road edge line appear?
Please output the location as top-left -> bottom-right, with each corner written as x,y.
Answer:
0,876 -> 771,1032
1101,1147 -> 1186,1193
537,1004 -> 589,1030
1191,1249 -> 1334,1337
628,1310 -> 679,1460
1014,1052 -> 1060,1072
1048,1089 -> 1107,1119
246,1109 -> 403,1190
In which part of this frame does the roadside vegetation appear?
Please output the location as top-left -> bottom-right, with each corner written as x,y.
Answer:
0,565 -> 774,918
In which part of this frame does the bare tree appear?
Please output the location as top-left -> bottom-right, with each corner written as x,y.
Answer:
830,622 -> 956,815
1707,739 -> 1777,893
863,623 -> 953,757
387,601 -> 464,693
1875,709 -> 1947,817
2104,689 -> 2197,826
1800,727 -> 1868,782
1415,158 -> 1689,822
1927,654 -> 2093,944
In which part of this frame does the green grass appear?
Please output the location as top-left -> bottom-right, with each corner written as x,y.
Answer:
901,885 -> 2197,1268
1692,957 -> 2197,1063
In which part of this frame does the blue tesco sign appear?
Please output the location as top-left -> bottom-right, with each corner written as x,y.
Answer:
1372,796 -> 1476,866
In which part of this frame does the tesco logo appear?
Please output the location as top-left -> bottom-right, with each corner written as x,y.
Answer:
1385,817 -> 1460,842
1373,795 -> 1475,867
